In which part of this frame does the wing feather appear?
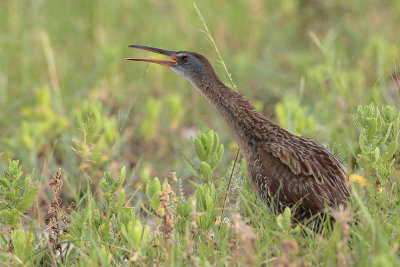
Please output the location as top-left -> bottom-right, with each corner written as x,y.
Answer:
257,136 -> 349,216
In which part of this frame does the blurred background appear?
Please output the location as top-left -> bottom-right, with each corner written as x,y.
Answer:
0,0 -> 399,200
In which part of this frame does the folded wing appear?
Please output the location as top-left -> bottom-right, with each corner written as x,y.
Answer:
257,136 -> 349,216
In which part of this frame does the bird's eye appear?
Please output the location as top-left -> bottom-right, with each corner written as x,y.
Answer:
183,56 -> 189,64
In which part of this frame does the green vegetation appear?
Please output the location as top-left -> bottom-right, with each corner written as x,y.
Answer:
0,0 -> 400,265
0,160 -> 37,228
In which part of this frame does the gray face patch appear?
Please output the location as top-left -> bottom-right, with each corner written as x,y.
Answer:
170,54 -> 205,92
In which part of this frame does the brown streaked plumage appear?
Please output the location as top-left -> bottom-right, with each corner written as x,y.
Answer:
126,45 -> 350,223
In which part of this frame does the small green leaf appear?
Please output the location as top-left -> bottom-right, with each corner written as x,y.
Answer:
359,133 -> 368,153
100,180 -> 108,193
200,161 -> 213,183
382,141 -> 397,163
23,176 -> 31,193
132,221 -> 143,247
151,193 -> 161,212
381,123 -> 393,144
374,147 -> 380,162
211,132 -> 219,155
151,178 -> 161,195
105,172 -> 114,185
200,132 -> 207,148
276,214 -> 283,229
284,207 -> 291,227
382,105 -> 397,122
118,166 -> 126,186
16,188 -> 37,212
117,189 -> 125,209
112,166 -> 126,193
146,177 -> 161,199
194,138 -> 207,161
206,130 -> 214,157
366,117 -> 377,142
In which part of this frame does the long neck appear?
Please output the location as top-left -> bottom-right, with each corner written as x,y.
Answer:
193,72 -> 278,151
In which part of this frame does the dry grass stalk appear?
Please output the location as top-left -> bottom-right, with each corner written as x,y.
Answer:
158,178 -> 178,241
44,169 -> 76,262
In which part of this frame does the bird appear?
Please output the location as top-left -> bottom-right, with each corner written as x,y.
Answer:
126,45 -> 350,224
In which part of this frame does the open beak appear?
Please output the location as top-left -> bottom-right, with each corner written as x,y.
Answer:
126,45 -> 178,68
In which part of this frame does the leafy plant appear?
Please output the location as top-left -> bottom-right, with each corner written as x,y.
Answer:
99,167 -> 126,246
10,229 -> 35,263
120,208 -> 150,251
195,183 -> 218,232
0,160 -> 37,228
276,207 -> 300,233
100,166 -> 126,214
355,103 -> 400,191
275,95 -> 316,136
72,100 -> 118,169
175,195 -> 193,234
183,129 -> 224,184
2,87 -> 69,163
145,177 -> 165,216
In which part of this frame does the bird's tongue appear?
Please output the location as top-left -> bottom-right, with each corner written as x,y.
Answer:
125,57 -> 177,67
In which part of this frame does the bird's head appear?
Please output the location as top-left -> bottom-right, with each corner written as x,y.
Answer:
126,45 -> 216,90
